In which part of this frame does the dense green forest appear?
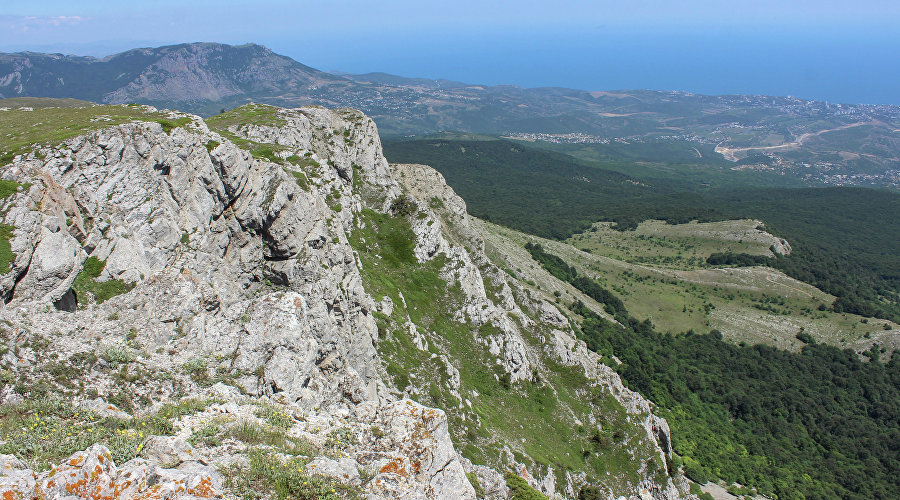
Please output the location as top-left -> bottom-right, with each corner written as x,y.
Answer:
525,243 -> 900,499
383,138 -> 900,323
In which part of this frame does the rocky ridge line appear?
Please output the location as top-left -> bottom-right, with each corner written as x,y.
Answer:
0,103 -> 686,499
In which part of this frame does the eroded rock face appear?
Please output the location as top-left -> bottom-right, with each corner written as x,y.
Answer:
2,110 -> 388,411
0,104 -> 684,499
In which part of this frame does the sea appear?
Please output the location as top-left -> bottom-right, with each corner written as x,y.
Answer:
274,27 -> 900,106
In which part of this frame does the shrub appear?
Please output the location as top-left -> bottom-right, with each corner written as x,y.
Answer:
73,257 -> 134,304
467,472 -> 485,497
389,194 -> 417,217
505,472 -> 548,500
254,404 -> 294,429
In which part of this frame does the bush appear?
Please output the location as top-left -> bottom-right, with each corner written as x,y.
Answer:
73,257 -> 134,304
389,194 -> 417,217
467,472 -> 485,497
254,404 -> 294,429
683,462 -> 712,484
578,486 -> 605,500
221,449 -> 357,500
795,331 -> 816,344
505,472 -> 548,500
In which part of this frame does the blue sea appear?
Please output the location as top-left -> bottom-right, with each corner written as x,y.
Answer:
272,27 -> 900,106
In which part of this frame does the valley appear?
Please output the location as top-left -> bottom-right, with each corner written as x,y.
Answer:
383,137 -> 900,327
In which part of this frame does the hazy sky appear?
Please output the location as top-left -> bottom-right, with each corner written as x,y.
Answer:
2,1 -> 899,103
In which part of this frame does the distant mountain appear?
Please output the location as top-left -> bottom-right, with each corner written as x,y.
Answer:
2,42 -> 899,187
0,43 -> 348,113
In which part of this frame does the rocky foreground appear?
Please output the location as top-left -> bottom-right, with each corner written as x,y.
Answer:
0,102 -> 687,499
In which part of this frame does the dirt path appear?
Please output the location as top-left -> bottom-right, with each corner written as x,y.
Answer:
715,121 -> 875,161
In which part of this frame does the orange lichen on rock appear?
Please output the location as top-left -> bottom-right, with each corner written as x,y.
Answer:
63,475 -> 90,495
7,444 -> 223,500
186,476 -> 216,498
379,458 -> 409,478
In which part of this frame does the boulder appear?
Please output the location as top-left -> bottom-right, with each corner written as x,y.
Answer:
142,436 -> 202,467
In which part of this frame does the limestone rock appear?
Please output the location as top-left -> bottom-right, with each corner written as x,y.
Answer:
14,227 -> 85,303
306,457 -> 362,486
2,444 -> 225,500
142,436 -> 202,467
79,397 -> 133,420
0,103 -> 685,500
369,399 -> 475,500
461,458 -> 509,500
0,454 -> 36,500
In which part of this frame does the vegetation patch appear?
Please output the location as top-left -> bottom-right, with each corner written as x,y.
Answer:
213,128 -> 293,165
528,244 -> 900,499
155,117 -> 192,134
466,472 -> 484,497
0,180 -> 29,201
72,256 -> 134,304
205,104 -> 286,130
289,170 -> 309,190
0,100 -> 197,166
254,403 -> 294,429
0,397 -> 218,471
226,421 -> 315,456
0,224 -> 16,275
286,154 -> 320,169
505,472 -> 548,500
221,449 -> 360,500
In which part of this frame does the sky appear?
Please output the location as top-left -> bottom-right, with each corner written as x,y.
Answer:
2,1 -> 899,104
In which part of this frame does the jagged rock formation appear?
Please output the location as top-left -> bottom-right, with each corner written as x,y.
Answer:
0,102 -> 686,499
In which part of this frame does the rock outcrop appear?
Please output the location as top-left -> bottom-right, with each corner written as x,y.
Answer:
0,444 -> 222,500
0,103 -> 685,499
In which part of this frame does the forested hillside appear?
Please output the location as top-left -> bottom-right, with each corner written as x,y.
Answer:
383,139 -> 900,323
526,243 -> 900,500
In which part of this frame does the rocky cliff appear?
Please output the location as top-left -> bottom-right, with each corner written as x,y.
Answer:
0,101 -> 687,499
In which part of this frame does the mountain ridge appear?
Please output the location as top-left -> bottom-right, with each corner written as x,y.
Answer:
0,99 -> 685,499
4,41 -> 897,188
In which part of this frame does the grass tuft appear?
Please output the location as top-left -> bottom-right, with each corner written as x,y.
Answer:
72,256 -> 134,304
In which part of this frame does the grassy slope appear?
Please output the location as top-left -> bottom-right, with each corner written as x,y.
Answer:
569,219 -> 777,268
477,218 -> 897,354
0,99 -> 194,166
349,201 -> 664,492
205,103 -> 286,130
